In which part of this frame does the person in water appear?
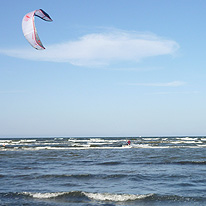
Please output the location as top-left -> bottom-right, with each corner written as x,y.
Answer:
127,140 -> 131,145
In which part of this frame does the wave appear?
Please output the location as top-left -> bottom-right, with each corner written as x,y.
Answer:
98,161 -> 122,165
29,173 -> 128,181
84,192 -> 153,202
1,136 -> 206,151
21,191 -> 154,201
175,160 -> 206,165
1,191 -> 205,204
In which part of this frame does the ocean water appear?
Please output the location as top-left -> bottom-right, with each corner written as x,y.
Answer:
1,136 -> 206,205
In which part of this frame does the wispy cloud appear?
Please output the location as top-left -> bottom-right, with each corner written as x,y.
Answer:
128,81 -> 186,87
0,29 -> 179,67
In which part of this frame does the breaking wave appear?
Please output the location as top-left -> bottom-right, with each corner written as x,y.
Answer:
83,192 -> 153,201
1,191 -> 204,205
21,191 -> 155,202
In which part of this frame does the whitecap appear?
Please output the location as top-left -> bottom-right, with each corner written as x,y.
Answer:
83,192 -> 153,202
22,192 -> 65,199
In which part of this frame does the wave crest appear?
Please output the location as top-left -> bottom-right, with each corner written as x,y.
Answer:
83,192 -> 153,202
22,191 -> 153,202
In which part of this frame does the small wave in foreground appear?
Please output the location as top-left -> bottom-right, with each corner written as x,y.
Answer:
1,191 -> 204,205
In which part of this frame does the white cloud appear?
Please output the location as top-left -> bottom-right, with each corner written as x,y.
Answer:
129,81 -> 186,87
0,29 -> 179,67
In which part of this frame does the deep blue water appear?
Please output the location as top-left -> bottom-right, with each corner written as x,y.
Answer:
1,136 -> 206,205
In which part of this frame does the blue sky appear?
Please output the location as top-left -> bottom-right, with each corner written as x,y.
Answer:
1,0 -> 206,137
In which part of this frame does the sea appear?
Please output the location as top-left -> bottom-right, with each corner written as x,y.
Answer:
1,136 -> 206,206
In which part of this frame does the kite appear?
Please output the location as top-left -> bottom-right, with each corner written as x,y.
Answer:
22,9 -> 53,50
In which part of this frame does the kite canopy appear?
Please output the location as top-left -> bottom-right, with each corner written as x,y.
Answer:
22,9 -> 53,50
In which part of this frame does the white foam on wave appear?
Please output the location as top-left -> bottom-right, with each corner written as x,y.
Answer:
170,140 -> 202,144
83,192 -> 153,202
176,137 -> 199,141
89,138 -> 105,142
0,140 -> 11,143
143,138 -> 160,141
201,138 -> 206,141
19,139 -> 37,143
132,144 -> 152,148
23,192 -> 65,199
22,191 -> 153,202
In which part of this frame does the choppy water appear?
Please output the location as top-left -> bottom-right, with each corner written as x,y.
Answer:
1,136 -> 206,205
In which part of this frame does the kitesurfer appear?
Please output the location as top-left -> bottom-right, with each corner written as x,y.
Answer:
127,140 -> 131,146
